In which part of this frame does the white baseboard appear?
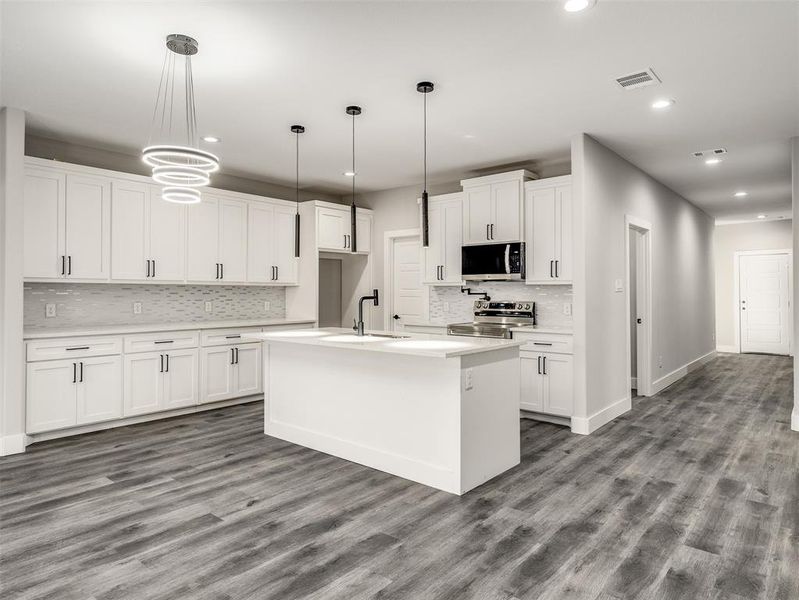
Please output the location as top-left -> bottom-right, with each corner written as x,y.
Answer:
24,395 -> 264,447
571,395 -> 631,435
652,350 -> 717,395
792,409 -> 799,432
716,345 -> 738,354
0,433 -> 28,456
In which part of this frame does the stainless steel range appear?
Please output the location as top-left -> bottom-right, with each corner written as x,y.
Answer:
447,301 -> 536,339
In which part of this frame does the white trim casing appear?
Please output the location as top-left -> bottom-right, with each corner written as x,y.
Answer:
625,215 -> 653,397
716,345 -> 739,354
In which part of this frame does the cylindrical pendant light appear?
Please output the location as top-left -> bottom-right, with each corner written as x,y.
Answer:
291,125 -> 305,257
417,81 -> 434,247
346,105 -> 362,253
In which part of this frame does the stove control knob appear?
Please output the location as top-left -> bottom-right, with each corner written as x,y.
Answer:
525,303 -> 531,310
516,303 -> 524,310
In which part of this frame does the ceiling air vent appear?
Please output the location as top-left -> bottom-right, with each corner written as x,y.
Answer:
692,148 -> 728,158
615,68 -> 661,90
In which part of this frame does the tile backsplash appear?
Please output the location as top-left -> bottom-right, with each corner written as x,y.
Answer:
429,283 -> 573,328
24,283 -> 287,330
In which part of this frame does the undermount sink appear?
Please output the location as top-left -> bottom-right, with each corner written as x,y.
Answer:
384,339 -> 474,351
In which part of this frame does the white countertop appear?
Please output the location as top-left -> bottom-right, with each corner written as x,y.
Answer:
243,327 -> 524,358
23,318 -> 317,340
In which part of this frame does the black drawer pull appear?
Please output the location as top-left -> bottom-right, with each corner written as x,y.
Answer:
225,335 -> 241,339
533,342 -> 553,346
154,340 -> 174,344
66,346 -> 90,351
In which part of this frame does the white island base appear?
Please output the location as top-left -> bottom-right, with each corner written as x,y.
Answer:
254,329 -> 522,495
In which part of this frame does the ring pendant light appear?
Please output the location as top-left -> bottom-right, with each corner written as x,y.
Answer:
291,125 -> 305,257
346,106 -> 362,253
142,34 -> 219,204
417,81 -> 434,247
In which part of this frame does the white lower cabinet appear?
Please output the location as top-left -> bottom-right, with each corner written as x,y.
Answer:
200,343 -> 261,404
124,349 -> 199,416
519,351 -> 573,418
27,355 -> 122,434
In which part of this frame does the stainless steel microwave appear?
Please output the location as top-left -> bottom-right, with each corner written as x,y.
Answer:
461,242 -> 525,281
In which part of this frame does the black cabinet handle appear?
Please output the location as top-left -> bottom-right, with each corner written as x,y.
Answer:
79,362 -> 84,383
67,255 -> 72,275
154,340 -> 173,344
225,334 -> 241,339
555,260 -> 559,278
486,224 -> 490,240
550,260 -> 554,278
543,356 -> 547,375
533,342 -> 553,346
235,347 -> 239,364
66,346 -> 90,351
230,348 -> 235,365
275,266 -> 279,280
490,224 -> 494,240
72,362 -> 77,383
61,255 -> 66,276
160,354 -> 164,372
152,259 -> 156,278
220,263 -> 224,279
537,356 -> 541,375
165,354 -> 169,372
215,263 -> 219,279
146,260 -> 151,277
393,314 -> 400,320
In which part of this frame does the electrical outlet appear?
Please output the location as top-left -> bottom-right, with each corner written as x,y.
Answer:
45,303 -> 56,318
563,303 -> 572,316
205,301 -> 213,313
133,302 -> 142,315
658,355 -> 664,369
263,301 -> 271,312
463,368 -> 474,391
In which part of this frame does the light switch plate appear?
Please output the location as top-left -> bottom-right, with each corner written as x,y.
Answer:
263,301 -> 271,312
205,301 -> 213,313
45,303 -> 56,318
133,302 -> 142,315
614,279 -> 624,292
563,303 -> 572,316
443,302 -> 450,313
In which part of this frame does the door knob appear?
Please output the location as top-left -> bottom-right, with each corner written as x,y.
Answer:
393,314 -> 400,320
636,318 -> 642,324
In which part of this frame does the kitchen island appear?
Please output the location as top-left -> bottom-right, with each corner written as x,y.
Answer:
244,328 -> 522,495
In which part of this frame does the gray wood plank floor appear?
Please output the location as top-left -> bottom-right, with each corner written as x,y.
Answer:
1,353 -> 797,600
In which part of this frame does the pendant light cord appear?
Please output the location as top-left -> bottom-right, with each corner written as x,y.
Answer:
295,130 -> 300,213
423,90 -> 427,194
351,112 -> 356,205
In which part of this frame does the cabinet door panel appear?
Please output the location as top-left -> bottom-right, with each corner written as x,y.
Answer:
247,203 -> 275,283
149,191 -> 186,281
219,199 -> 248,282
77,356 -> 123,424
354,212 -> 372,254
529,187 -> 556,281
200,346 -> 235,404
519,353 -> 544,413
111,181 -> 148,280
544,354 -> 573,417
441,200 -> 463,282
187,196 -> 220,281
24,169 -> 66,279
555,185 -> 572,281
234,344 -> 262,397
421,202 -> 443,283
491,180 -> 521,242
65,175 -> 110,279
463,185 -> 492,245
274,205 -> 299,284
317,208 -> 348,251
163,350 -> 198,410
26,360 -> 77,433
124,352 -> 163,416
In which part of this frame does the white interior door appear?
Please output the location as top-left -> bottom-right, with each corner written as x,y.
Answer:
389,236 -> 427,330
740,253 -> 791,355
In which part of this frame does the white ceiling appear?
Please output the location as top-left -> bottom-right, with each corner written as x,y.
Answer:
2,1 -> 798,221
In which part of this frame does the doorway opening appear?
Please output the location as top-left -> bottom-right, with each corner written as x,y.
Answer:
626,216 -> 653,397
735,250 -> 792,355
384,229 -> 429,331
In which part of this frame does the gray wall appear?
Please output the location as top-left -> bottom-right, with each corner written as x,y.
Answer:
24,283 -> 286,330
713,220 -> 793,351
572,134 -> 716,419
26,135 -> 343,203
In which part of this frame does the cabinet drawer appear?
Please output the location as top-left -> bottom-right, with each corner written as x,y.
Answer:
124,330 -> 199,354
513,332 -> 573,354
201,327 -> 262,347
27,336 -> 123,362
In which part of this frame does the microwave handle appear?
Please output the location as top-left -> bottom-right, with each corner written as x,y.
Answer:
504,244 -> 511,274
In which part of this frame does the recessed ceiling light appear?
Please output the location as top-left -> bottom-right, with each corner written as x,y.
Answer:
564,0 -> 596,12
651,99 -> 675,110
705,158 -> 722,165
202,136 -> 220,143
757,214 -> 767,219
734,191 -> 748,197
343,171 -> 356,177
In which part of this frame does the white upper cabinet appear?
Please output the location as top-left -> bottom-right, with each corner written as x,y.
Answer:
24,168 -> 65,279
525,176 -> 573,284
421,193 -> 463,285
24,167 -> 110,280
316,204 -> 372,254
461,170 -> 534,245
187,194 -> 247,283
247,201 -> 299,285
111,182 -> 186,281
